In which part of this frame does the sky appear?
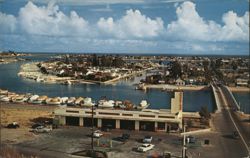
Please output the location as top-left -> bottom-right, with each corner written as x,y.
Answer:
0,0 -> 249,55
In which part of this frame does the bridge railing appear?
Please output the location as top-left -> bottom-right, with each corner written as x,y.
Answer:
211,85 -> 222,113
222,86 -> 240,111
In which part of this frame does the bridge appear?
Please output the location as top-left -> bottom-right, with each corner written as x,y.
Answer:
211,83 -> 250,157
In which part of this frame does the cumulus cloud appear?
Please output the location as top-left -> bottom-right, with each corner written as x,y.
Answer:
0,12 -> 17,33
167,1 -> 249,42
97,9 -> 164,38
18,1 -> 89,36
0,1 -> 249,54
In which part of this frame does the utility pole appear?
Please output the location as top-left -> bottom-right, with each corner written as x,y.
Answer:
91,102 -> 95,157
182,125 -> 187,158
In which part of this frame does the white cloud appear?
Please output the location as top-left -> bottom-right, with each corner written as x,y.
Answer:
18,1 -> 89,36
0,12 -> 17,33
97,9 -> 164,38
167,1 -> 249,42
28,0 -> 144,6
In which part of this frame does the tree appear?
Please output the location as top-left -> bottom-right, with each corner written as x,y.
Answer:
199,106 -> 211,119
170,61 -> 182,79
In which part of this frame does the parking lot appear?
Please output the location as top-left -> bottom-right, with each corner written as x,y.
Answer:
12,126 -> 219,158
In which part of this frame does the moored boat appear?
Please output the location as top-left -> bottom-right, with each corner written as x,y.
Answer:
98,100 -> 114,108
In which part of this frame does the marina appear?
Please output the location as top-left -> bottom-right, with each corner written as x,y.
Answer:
0,54 -> 218,112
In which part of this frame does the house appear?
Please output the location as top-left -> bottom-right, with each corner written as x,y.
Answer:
175,78 -> 185,86
236,78 -> 249,87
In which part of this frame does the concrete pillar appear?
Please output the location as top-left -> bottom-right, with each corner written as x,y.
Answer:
60,116 -> 66,125
135,121 -> 139,131
115,120 -> 120,129
165,122 -> 168,132
79,117 -> 84,126
155,122 -> 158,131
97,118 -> 102,128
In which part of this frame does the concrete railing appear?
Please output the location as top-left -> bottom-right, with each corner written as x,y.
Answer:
211,85 -> 222,113
223,86 -> 240,111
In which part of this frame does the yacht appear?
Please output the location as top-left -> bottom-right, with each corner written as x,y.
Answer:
98,100 -> 114,108
82,97 -> 94,107
46,97 -> 61,105
137,100 -> 149,110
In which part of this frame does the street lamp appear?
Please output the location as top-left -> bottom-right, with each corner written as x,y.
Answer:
89,101 -> 96,157
182,124 -> 187,158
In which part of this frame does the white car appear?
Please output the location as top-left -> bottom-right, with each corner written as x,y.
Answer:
93,130 -> 103,138
143,136 -> 153,143
137,144 -> 155,152
33,126 -> 52,133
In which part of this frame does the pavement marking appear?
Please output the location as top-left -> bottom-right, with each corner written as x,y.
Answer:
219,87 -> 250,154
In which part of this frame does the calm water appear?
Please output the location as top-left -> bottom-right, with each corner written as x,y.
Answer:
0,54 -> 216,112
233,92 -> 250,114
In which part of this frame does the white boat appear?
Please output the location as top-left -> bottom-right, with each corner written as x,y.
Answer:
75,97 -> 84,105
46,97 -> 61,105
28,95 -> 39,103
67,97 -> 76,106
12,95 -> 26,103
137,100 -> 149,110
61,97 -> 69,104
0,96 -> 11,102
32,95 -> 48,104
82,97 -> 94,107
98,100 -> 114,108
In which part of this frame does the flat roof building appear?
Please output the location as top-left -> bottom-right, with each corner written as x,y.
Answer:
54,92 -> 185,132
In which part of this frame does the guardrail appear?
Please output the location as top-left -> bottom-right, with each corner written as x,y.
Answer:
211,85 -> 222,113
222,86 -> 241,111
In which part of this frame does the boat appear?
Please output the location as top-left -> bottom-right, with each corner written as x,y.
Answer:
75,97 -> 84,105
12,95 -> 26,103
82,97 -> 94,107
137,100 -> 149,110
46,97 -> 61,105
0,89 -> 8,95
98,100 -> 114,108
28,95 -> 39,103
67,97 -> 76,106
61,97 -> 69,104
32,95 -> 48,104
0,96 -> 11,102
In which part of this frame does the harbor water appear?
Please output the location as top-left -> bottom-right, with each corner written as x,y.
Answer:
0,54 -> 219,112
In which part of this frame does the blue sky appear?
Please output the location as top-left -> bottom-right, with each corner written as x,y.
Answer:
0,0 -> 249,55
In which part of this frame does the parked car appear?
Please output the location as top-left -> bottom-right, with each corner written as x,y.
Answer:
33,126 -> 52,133
137,144 -> 154,152
93,130 -> 103,138
114,133 -> 130,142
143,135 -> 153,143
186,135 -> 196,144
233,131 -> 240,139
31,123 -> 44,129
6,122 -> 20,129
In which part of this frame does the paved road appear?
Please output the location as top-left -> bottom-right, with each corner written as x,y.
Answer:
212,85 -> 249,158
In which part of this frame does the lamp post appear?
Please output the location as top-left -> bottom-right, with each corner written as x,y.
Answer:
91,101 -> 96,157
182,124 -> 187,158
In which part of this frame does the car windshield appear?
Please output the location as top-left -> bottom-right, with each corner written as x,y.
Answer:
142,144 -> 149,147
145,136 -> 151,139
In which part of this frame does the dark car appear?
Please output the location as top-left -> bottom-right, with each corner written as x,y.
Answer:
31,123 -> 44,129
186,135 -> 196,144
114,133 -> 130,142
233,131 -> 240,139
7,122 -> 20,129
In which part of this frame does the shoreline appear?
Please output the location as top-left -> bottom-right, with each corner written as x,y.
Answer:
144,84 -> 209,91
227,86 -> 250,92
18,62 -> 150,85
